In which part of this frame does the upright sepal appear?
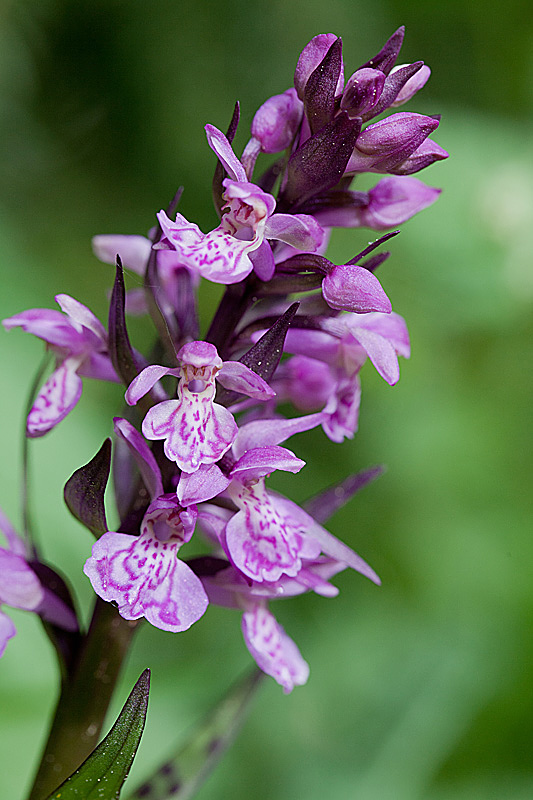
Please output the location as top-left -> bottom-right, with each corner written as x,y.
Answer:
64,439 -> 111,537
212,102 -> 241,217
46,669 -> 150,800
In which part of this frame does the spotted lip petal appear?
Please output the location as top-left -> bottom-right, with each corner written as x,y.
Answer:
83,498 -> 208,633
27,360 -> 83,438
142,396 -> 237,473
242,602 -> 310,693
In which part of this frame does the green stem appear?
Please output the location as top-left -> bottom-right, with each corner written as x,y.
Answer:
27,599 -> 139,800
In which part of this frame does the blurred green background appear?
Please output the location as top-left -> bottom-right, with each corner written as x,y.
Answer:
1,1 -> 533,798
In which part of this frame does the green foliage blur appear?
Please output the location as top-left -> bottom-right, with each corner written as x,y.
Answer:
1,1 -> 533,798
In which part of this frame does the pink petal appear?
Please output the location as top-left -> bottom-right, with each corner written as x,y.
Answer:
217,361 -> 275,400
125,364 -> 179,406
92,234 -> 152,274
273,496 -> 380,585
113,417 -> 163,500
230,446 -> 305,483
348,327 -> 400,385
264,213 -> 325,252
0,611 -> 16,658
322,265 -> 392,314
55,294 -> 107,344
27,360 -> 83,437
0,507 -> 26,557
142,399 -> 237,473
83,530 -> 208,633
177,464 -> 231,506
233,412 -> 327,458
0,549 -> 43,610
242,603 -> 309,692
3,308 -> 87,352
204,124 -> 247,182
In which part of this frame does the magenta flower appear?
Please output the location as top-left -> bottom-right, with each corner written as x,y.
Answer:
312,175 -> 441,230
125,340 -> 275,473
199,518 -> 369,692
3,295 -> 117,437
92,233 -> 200,316
84,494 -> 208,632
180,414 -> 380,585
155,125 -> 324,284
241,602 -> 309,693
281,311 -> 410,441
0,508 -> 76,657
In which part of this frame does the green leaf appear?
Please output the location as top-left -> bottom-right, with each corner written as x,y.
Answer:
64,438 -> 111,537
46,669 -> 150,800
126,667 -> 263,800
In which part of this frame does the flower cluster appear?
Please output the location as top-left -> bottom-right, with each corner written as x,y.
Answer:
2,28 -> 445,690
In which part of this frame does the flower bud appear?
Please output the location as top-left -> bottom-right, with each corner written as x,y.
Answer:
294,33 -> 344,99
389,138 -> 449,175
346,112 -> 440,174
360,176 -> 441,229
340,68 -> 386,117
251,88 -> 304,153
322,264 -> 392,314
390,64 -> 431,107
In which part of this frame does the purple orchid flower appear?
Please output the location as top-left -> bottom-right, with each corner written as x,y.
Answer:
179,414 -> 380,586
311,176 -> 441,231
0,508 -> 77,657
84,418 -> 208,632
125,340 -> 275,474
3,295 -> 117,437
275,311 -> 410,441
155,125 -> 324,284
92,233 -> 200,316
200,555 -> 347,692
84,495 -> 208,632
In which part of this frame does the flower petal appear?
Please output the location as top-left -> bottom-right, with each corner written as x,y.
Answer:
0,549 -> 43,610
264,213 -> 325,252
205,124 -> 247,182
242,603 -> 309,693
27,360 -> 83,437
113,417 -> 163,500
84,530 -> 208,632
230,446 -> 305,483
125,364 -> 179,406
217,361 -> 275,400
92,234 -> 151,274
322,265 -> 392,314
233,412 -> 326,458
142,399 -> 237,473
55,294 -> 107,344
177,464 -> 231,506
273,495 -> 380,584
0,611 -> 16,658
